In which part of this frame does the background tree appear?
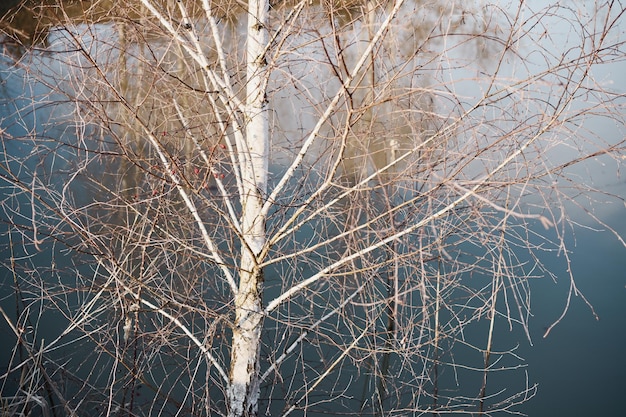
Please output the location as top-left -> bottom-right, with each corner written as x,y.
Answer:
1,0 -> 625,416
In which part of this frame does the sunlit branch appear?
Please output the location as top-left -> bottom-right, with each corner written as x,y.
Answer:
260,281 -> 368,384
138,0 -> 246,114
281,324 -> 369,417
265,109 -> 567,314
172,99 -> 242,233
261,0 -> 408,219
442,176 -> 554,229
116,277 -> 230,385
140,128 -> 238,293
266,98 -> 473,249
62,26 -> 239,294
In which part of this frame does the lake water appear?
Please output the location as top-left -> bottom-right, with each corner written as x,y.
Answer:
518,198 -> 626,416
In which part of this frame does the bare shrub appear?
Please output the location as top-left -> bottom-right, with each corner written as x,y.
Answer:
1,1 -> 624,416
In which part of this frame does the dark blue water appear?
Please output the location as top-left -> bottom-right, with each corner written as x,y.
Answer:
518,199 -> 626,417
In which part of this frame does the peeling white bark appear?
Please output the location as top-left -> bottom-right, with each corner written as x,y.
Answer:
226,0 -> 269,416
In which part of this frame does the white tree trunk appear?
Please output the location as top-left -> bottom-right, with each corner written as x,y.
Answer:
227,0 -> 269,416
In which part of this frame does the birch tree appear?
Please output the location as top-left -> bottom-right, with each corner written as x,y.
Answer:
1,0 -> 625,416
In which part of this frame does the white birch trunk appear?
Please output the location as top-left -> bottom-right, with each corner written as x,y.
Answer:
226,0 -> 269,416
